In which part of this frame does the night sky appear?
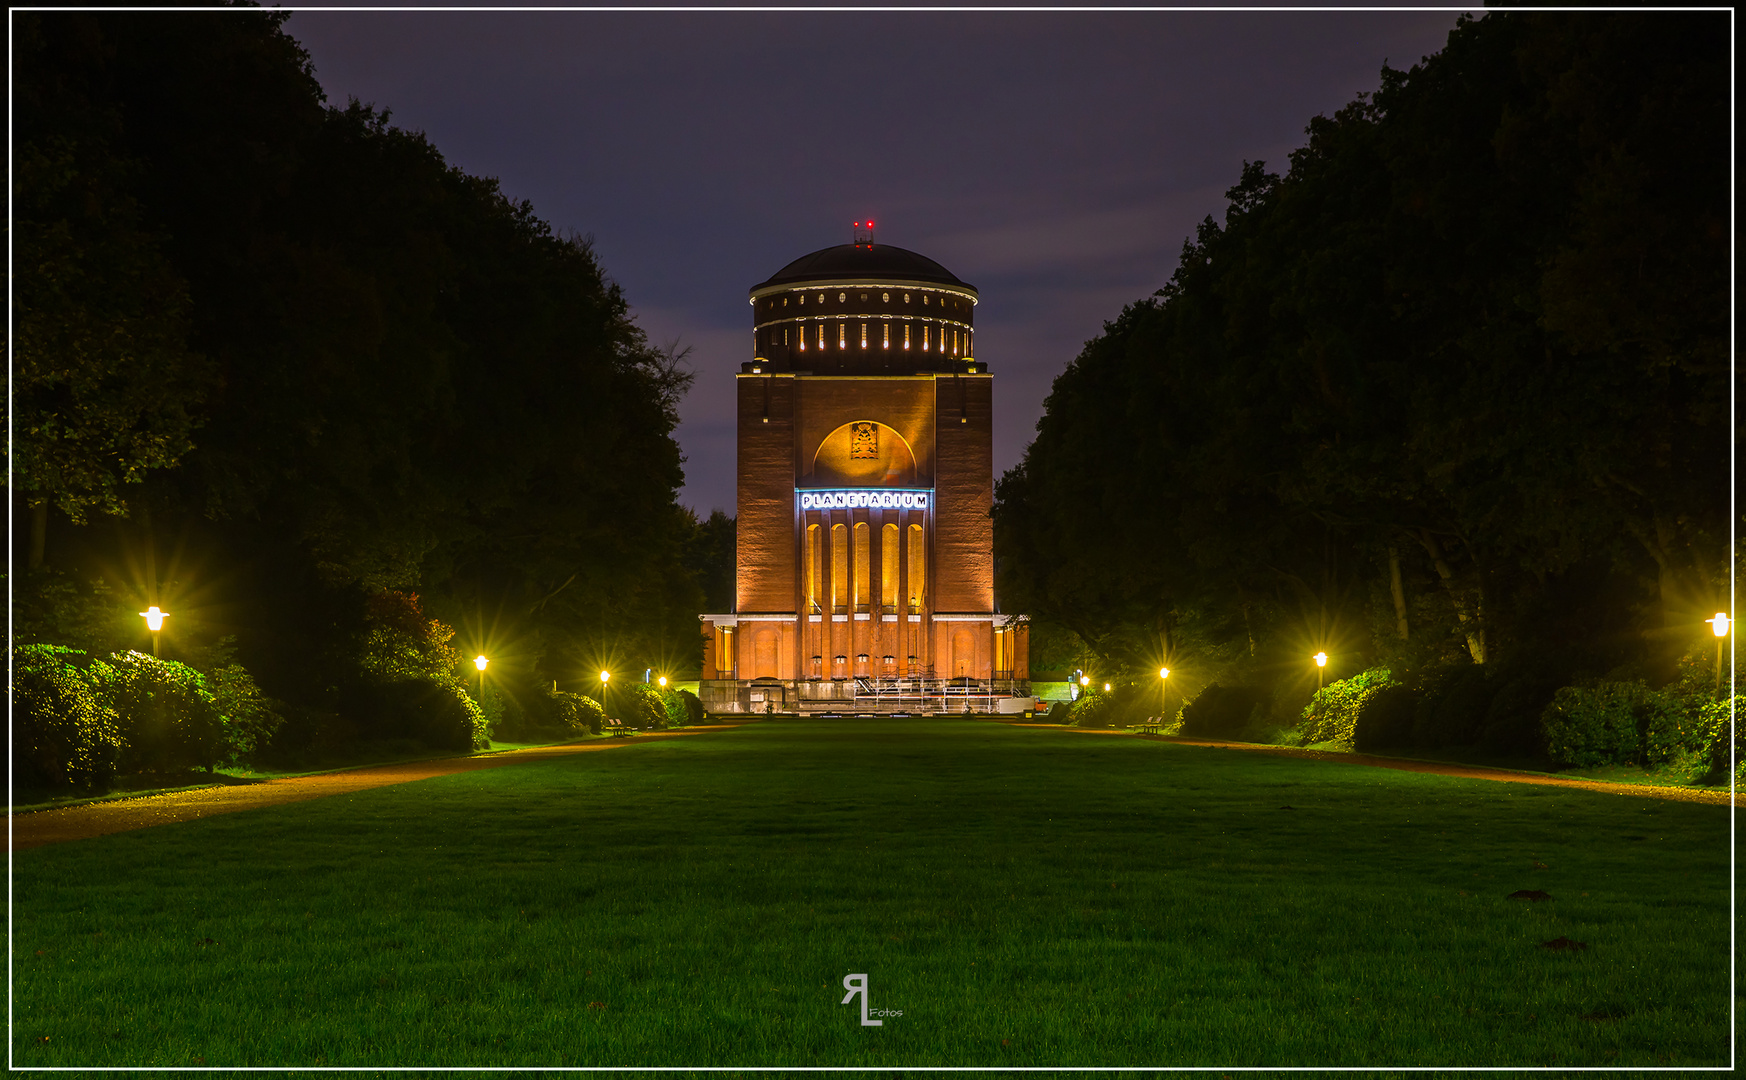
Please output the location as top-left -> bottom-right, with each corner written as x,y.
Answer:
287,10 -> 1466,516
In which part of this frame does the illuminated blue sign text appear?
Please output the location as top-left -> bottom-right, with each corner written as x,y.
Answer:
798,490 -> 930,511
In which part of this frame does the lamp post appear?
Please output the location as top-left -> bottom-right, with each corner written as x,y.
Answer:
599,669 -> 611,704
472,655 -> 489,711
1159,667 -> 1170,719
1709,613 -> 1731,692
1314,651 -> 1328,691
139,606 -> 168,657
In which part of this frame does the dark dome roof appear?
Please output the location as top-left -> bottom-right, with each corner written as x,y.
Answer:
752,243 -> 975,294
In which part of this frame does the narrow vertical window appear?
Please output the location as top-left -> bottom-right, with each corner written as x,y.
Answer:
860,322 -> 868,349
806,524 -> 821,613
853,522 -> 870,612
882,323 -> 890,349
907,524 -> 926,614
903,325 -> 911,350
831,523 -> 848,613
881,523 -> 899,611
923,326 -> 930,351
818,324 -> 826,349
838,322 -> 846,349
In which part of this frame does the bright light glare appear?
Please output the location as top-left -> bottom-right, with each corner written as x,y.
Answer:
1079,675 -> 1090,687
1314,652 -> 1329,667
139,606 -> 167,632
1711,613 -> 1732,637
657,676 -> 668,688
1159,667 -> 1170,679
474,655 -> 488,671
1103,683 -> 1112,692
600,670 -> 611,684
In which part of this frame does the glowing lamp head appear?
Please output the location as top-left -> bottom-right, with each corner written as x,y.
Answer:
1159,667 -> 1170,680
600,670 -> 611,685
657,675 -> 668,688
139,606 -> 168,632
1079,675 -> 1090,687
1314,652 -> 1328,668
1711,613 -> 1732,637
1103,683 -> 1112,693
474,655 -> 488,672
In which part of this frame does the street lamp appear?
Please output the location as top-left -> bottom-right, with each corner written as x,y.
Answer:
1709,613 -> 1731,691
1314,651 -> 1328,690
139,606 -> 168,657
657,675 -> 668,689
474,655 -> 488,706
1159,667 -> 1170,718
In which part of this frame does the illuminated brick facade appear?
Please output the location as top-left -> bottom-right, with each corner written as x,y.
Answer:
700,232 -> 1029,714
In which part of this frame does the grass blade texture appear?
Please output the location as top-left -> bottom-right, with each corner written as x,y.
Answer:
12,717 -> 1731,1067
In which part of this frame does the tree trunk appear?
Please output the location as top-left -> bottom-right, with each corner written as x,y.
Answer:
1388,546 -> 1409,640
1417,529 -> 1485,664
29,502 -> 47,570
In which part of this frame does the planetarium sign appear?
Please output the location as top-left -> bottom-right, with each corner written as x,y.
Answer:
797,489 -> 931,511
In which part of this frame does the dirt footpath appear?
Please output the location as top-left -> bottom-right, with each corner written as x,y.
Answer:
10,727 -> 747,851
1006,723 -> 1735,806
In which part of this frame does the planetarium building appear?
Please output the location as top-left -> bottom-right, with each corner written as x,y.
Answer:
699,225 -> 1031,714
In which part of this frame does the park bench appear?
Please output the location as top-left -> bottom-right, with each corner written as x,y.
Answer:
601,718 -> 635,737
1132,718 -> 1167,735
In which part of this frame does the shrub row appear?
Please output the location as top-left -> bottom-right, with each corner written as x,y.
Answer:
13,645 -> 285,789
1285,662 -> 1738,782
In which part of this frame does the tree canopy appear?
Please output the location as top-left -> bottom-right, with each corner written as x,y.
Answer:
994,12 -> 1729,730
11,8 -> 716,722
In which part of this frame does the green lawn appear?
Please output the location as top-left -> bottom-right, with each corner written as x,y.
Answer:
11,717 -> 1733,1068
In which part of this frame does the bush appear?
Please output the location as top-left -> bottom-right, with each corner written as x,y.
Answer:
1411,664 -> 1494,747
12,645 -> 124,789
629,684 -> 671,730
654,687 -> 695,728
1065,689 -> 1118,728
1179,684 -> 1269,740
1353,683 -> 1418,751
541,690 -> 606,735
205,661 -> 285,761
92,651 -> 227,773
361,678 -> 487,752
1539,681 -> 1695,769
1480,671 -> 1565,756
676,688 -> 705,725
1294,668 -> 1394,748
1697,695 -> 1744,786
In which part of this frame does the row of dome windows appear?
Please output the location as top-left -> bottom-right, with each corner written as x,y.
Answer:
761,289 -> 971,314
763,322 -> 972,355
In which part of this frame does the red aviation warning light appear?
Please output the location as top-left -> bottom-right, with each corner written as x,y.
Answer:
853,220 -> 875,247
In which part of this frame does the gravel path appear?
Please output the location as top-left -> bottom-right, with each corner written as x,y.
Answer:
10,727 -> 747,851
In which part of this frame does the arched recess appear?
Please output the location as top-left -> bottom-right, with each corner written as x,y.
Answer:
811,421 -> 917,487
